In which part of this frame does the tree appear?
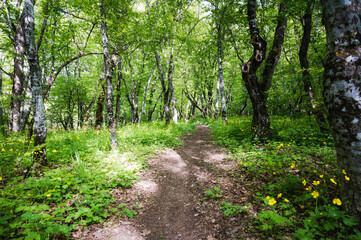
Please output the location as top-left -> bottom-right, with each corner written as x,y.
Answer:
100,0 -> 118,149
321,0 -> 361,220
24,0 -> 47,164
241,0 -> 287,142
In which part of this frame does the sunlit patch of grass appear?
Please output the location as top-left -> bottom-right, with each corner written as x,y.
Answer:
0,120 -> 196,239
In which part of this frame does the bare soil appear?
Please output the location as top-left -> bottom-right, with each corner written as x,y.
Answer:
74,124 -> 255,240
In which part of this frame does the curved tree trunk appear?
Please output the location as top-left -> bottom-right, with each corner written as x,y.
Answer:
321,0 -> 361,220
242,1 -> 287,142
299,2 -> 328,132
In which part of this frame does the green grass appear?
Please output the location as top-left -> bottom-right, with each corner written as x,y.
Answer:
0,121 -> 195,239
209,116 -> 360,239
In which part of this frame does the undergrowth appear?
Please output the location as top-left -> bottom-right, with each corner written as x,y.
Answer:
209,116 -> 360,239
0,121 -> 195,239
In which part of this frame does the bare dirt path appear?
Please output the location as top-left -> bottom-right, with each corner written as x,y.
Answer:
76,124 -> 243,240
135,124 -> 235,240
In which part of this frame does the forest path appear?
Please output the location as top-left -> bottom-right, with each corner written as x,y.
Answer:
76,124 -> 239,240
134,124 -> 235,240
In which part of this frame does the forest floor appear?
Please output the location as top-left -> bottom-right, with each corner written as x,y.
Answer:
73,124 -> 255,240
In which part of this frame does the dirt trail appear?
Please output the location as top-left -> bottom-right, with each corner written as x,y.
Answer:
135,124 -> 233,240
76,124 -> 239,240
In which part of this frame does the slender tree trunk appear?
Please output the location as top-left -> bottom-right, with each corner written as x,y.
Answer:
299,2 -> 328,131
139,65 -> 155,124
115,58 -> 123,127
217,21 -> 227,123
20,74 -> 32,131
10,12 -> 25,133
321,0 -> 361,221
100,0 -> 118,149
0,71 -> 4,134
95,83 -> 106,129
155,52 -> 171,125
215,78 -> 219,119
24,0 -> 47,164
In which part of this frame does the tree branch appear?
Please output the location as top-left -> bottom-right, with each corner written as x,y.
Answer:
44,52 -> 103,100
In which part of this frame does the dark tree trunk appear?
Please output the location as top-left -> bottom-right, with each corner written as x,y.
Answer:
95,83 -> 106,129
24,0 -> 47,164
10,12 -> 25,133
242,1 -> 287,142
321,0 -> 361,220
100,0 -> 118,149
155,52 -> 171,125
299,2 -> 328,131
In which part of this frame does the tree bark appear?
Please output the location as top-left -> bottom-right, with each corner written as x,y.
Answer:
216,19 -> 227,123
115,57 -> 123,127
20,74 -> 31,131
24,0 -> 47,164
95,83 -> 106,129
241,1 -> 287,142
10,11 -> 25,133
0,70 -> 4,134
298,2 -> 328,131
155,52 -> 171,125
139,65 -> 155,124
100,0 -> 118,150
321,0 -> 361,221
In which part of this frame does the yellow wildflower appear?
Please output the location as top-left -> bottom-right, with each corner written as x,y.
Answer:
300,205 -> 304,209
333,198 -> 342,206
284,199 -> 289,203
52,150 -> 56,153
291,163 -> 296,168
306,186 -> 312,191
342,169 -> 347,175
1,148 -> 5,152
0,176 -> 2,181
266,196 -> 270,200
319,175 -> 324,178
39,151 -> 43,153
277,193 -> 282,198
10,149 -> 13,152
345,176 -> 350,181
311,191 -> 319,198
46,193 -> 51,197
302,179 -> 307,186
330,178 -> 337,184
25,152 -> 29,155
313,181 -> 320,186
268,198 -> 277,206
13,168 -> 17,171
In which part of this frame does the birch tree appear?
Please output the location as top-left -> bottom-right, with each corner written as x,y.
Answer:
24,0 -> 47,163
321,0 -> 361,219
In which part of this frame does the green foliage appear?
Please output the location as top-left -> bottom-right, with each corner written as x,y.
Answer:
220,201 -> 247,217
0,121 -> 195,239
204,186 -> 223,199
209,116 -> 359,239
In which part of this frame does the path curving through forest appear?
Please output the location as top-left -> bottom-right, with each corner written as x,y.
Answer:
77,124 -> 239,240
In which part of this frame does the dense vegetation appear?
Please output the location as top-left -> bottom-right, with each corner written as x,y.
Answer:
1,0 -> 361,239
